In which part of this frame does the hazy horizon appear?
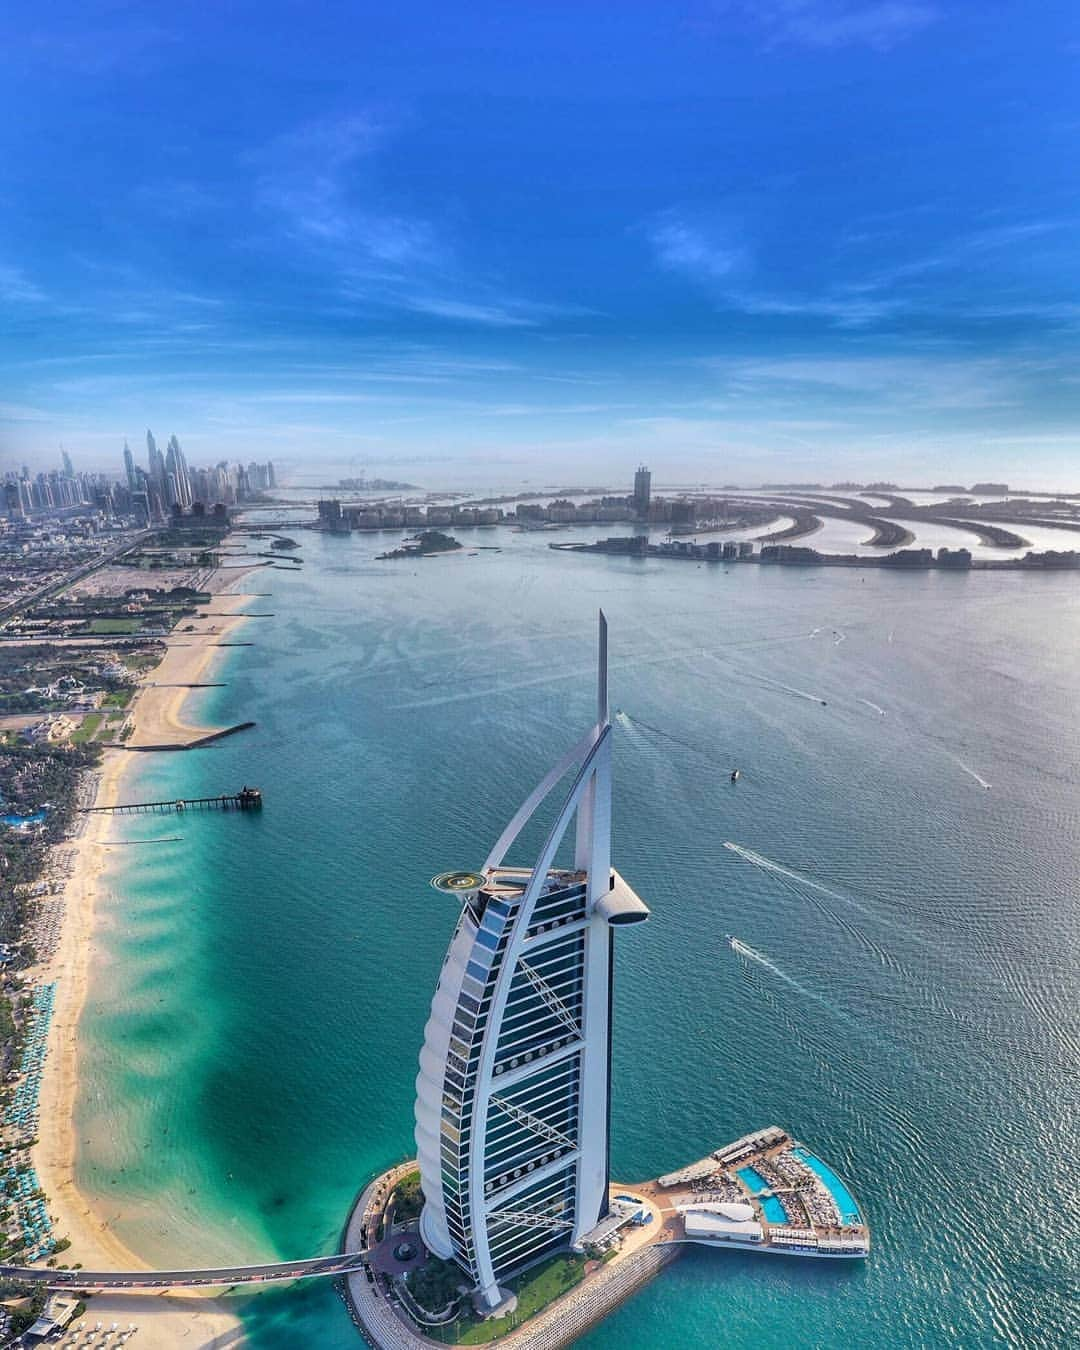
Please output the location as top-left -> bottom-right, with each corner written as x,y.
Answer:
3,2 -> 1079,485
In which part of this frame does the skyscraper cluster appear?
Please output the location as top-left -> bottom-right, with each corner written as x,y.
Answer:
2,438 -> 276,525
2,457 -> 115,518
122,431 -> 276,523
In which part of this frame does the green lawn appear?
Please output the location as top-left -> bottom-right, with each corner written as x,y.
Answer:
102,688 -> 133,708
427,1253 -> 586,1345
71,713 -> 103,743
88,618 -> 140,635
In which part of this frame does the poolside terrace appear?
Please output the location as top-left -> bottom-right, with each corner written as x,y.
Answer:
644,1126 -> 869,1260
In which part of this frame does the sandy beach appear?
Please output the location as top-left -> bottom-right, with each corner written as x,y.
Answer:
126,590 -> 257,750
31,575 -> 263,1348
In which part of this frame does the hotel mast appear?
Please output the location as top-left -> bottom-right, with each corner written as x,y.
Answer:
414,614 -> 650,1309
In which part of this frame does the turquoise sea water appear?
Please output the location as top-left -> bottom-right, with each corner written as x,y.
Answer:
78,528 -> 1080,1347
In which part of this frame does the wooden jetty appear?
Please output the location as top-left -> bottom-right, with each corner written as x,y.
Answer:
81,786 -> 262,815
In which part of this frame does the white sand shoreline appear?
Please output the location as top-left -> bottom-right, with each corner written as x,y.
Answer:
31,571 -> 264,1347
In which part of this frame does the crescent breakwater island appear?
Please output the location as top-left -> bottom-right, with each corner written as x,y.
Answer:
552,537 -> 1080,569
0,499 -> 299,1346
270,470 -> 1080,574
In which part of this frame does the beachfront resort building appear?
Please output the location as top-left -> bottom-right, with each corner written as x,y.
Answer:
413,614 -> 650,1311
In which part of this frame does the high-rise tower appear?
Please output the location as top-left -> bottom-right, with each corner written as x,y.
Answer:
166,435 -> 192,508
633,465 -> 651,518
414,615 -> 649,1310
122,441 -> 137,493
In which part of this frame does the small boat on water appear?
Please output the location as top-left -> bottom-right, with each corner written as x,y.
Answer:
730,768 -> 741,782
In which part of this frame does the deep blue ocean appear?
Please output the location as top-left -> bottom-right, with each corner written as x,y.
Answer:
78,526 -> 1079,1347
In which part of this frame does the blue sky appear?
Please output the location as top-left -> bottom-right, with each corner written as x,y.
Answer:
2,1 -> 1078,486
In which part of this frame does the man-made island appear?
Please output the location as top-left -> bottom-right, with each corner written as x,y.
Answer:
341,1126 -> 868,1349
552,537 -> 1080,570
376,531 -> 463,561
338,618 -> 867,1349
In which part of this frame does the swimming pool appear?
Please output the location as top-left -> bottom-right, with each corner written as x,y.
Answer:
793,1147 -> 862,1225
1,810 -> 47,829
735,1165 -> 788,1226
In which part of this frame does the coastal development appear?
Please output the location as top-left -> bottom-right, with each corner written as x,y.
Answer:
2,454 -> 1075,1347
0,443 -> 302,1343
0,589 -> 870,1348
338,619 -> 868,1349
341,1126 -> 867,1350
553,536 -> 1080,569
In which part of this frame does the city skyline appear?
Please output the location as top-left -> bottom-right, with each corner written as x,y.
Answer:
2,3 -> 1079,485
2,435 -> 274,520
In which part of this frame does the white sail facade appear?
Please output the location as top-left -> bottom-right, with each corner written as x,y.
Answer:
413,615 -> 649,1308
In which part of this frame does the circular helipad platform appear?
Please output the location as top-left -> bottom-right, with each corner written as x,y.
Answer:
431,870 -> 486,895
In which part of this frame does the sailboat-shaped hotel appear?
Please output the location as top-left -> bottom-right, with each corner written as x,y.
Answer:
414,612 -> 651,1310
342,615 -> 868,1346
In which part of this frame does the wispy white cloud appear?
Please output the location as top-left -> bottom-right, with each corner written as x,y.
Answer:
648,213 -> 745,280
398,294 -> 588,328
252,112 -> 451,284
0,264 -> 46,305
646,205 -> 1080,330
644,211 -> 899,326
0,400 -> 51,423
702,353 -> 1052,413
251,111 -> 576,329
401,296 -> 537,326
733,292 -> 903,326
726,1 -> 938,52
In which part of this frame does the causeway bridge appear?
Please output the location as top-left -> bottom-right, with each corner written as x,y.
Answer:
0,1252 -> 365,1291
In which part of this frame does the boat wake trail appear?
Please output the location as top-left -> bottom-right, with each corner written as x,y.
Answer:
754,676 -> 828,706
858,698 -> 887,716
618,710 -> 729,766
727,936 -> 916,1063
727,937 -> 867,1031
695,649 -> 828,706
724,842 -> 850,903
723,840 -> 936,968
946,753 -> 991,790
729,938 -> 817,999
727,667 -> 828,706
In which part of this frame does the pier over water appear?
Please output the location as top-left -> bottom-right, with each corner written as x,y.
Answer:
80,786 -> 263,815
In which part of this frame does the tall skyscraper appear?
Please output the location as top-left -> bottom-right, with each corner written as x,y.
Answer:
146,430 -> 165,488
166,435 -> 191,508
60,446 -> 74,478
123,441 -> 137,493
3,480 -> 24,519
633,465 -> 651,518
414,615 -> 649,1310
